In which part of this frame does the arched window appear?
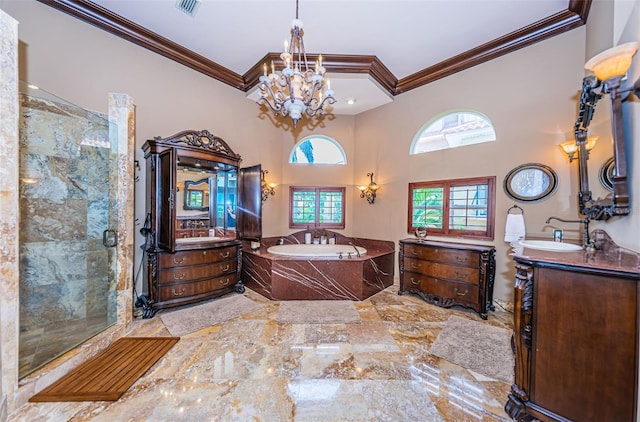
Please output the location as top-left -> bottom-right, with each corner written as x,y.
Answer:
289,135 -> 347,164
410,111 -> 496,155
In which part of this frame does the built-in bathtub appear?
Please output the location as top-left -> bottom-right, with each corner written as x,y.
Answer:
242,231 -> 395,301
267,244 -> 367,258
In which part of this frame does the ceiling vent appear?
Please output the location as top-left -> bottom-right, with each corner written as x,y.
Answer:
175,0 -> 201,17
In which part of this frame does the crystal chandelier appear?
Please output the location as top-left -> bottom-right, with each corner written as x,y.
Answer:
257,0 -> 336,128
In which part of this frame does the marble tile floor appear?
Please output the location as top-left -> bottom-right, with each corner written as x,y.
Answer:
9,285 -> 515,421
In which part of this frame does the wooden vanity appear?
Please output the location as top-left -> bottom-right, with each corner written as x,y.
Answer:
505,230 -> 640,421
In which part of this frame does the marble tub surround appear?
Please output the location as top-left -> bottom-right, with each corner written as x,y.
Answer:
242,232 -> 395,301
8,286 -> 514,421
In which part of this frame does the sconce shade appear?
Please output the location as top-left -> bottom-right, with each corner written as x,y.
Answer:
560,137 -> 597,161
585,42 -> 640,81
559,140 -> 578,156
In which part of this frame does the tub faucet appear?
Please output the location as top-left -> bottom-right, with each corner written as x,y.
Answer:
545,216 -> 591,248
348,241 -> 361,257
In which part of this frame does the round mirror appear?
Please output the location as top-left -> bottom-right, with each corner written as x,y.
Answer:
504,163 -> 558,203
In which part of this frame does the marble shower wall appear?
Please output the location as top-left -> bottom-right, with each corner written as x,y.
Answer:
18,90 -> 117,335
0,9 -> 19,419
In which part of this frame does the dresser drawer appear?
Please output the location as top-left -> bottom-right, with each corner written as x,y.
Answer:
402,245 -> 479,267
158,274 -> 238,301
404,272 -> 479,305
403,258 -> 479,284
159,247 -> 237,268
158,260 -> 237,284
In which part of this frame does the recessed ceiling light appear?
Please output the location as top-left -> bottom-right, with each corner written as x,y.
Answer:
346,98 -> 357,105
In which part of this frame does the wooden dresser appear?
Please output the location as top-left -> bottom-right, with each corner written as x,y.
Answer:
506,230 -> 639,421
152,244 -> 241,308
398,239 -> 495,319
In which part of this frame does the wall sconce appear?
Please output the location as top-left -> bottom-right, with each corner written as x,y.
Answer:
261,170 -> 276,202
358,172 -> 379,204
559,137 -> 597,162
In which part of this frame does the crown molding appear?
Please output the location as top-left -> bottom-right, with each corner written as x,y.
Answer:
38,0 -> 591,97
396,3 -> 591,94
243,54 -> 397,96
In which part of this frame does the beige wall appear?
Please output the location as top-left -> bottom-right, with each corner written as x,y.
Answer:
1,0 -> 638,304
353,27 -> 589,300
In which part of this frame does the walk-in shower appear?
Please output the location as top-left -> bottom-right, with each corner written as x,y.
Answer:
18,82 -> 118,378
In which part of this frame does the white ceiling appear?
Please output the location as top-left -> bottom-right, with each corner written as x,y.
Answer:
85,0 -> 573,114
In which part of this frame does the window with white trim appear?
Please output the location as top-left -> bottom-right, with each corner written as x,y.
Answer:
410,111 -> 496,154
289,135 -> 347,164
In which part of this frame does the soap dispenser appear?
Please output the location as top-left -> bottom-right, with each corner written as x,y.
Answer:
304,225 -> 312,244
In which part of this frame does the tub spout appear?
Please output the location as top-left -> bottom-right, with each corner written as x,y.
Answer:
348,241 -> 361,257
545,216 -> 591,248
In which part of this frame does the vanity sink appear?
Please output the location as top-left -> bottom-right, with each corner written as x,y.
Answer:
518,240 -> 583,252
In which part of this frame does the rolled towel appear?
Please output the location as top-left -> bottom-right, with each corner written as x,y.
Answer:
504,213 -> 526,243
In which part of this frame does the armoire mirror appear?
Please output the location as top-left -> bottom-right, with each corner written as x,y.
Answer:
183,177 -> 210,211
174,156 -> 238,236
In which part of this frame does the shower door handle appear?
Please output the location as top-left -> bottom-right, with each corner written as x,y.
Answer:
103,229 -> 118,248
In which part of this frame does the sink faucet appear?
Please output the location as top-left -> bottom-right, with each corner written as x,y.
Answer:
545,216 -> 591,248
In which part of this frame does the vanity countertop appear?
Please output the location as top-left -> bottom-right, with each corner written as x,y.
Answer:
511,229 -> 640,275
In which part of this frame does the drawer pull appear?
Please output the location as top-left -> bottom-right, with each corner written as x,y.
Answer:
454,270 -> 468,278
219,278 -> 230,286
172,287 -> 186,296
221,264 -> 230,272
454,288 -> 469,296
411,263 -> 421,270
173,272 -> 186,280
173,256 -> 185,264
220,251 -> 230,258
203,251 -> 207,255
410,277 -> 420,285
454,256 -> 469,264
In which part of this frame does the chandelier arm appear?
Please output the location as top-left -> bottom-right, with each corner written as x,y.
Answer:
258,96 -> 285,115
257,83 -> 287,114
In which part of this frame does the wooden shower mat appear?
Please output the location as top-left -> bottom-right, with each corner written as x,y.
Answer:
30,337 -> 179,402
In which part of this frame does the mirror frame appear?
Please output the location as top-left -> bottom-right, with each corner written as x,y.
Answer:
183,178 -> 210,211
573,76 -> 630,221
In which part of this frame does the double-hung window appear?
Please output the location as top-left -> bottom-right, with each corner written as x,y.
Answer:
408,176 -> 495,240
289,186 -> 345,229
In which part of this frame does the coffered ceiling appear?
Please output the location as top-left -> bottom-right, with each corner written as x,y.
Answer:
38,0 -> 591,114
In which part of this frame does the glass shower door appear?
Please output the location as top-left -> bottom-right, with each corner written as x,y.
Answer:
18,82 -> 118,378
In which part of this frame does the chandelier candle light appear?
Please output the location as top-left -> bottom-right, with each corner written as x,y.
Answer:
257,0 -> 336,128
